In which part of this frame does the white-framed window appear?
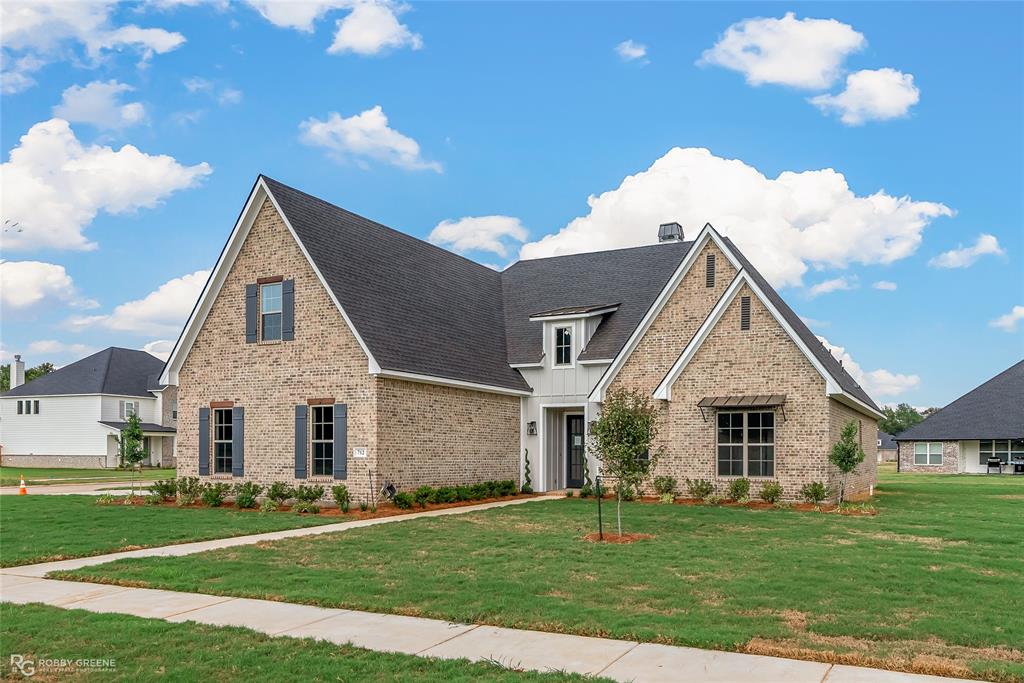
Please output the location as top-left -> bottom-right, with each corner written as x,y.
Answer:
554,326 -> 573,367
119,400 -> 138,419
213,408 -> 233,474
33,400 -> 39,414
980,440 -> 1024,465
171,400 -> 178,421
311,405 -> 334,476
16,400 -> 36,415
914,442 -> 943,466
717,411 -> 775,477
261,282 -> 283,341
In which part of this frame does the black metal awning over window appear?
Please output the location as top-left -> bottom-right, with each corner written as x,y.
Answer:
697,394 -> 787,421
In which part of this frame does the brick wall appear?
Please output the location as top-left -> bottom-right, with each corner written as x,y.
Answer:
828,399 -> 878,498
159,385 -> 177,467
897,440 -> 960,473
376,377 -> 520,491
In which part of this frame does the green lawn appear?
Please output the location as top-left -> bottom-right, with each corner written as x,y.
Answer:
0,495 -> 345,567
58,472 -> 1024,682
0,603 -> 600,682
0,466 -> 176,487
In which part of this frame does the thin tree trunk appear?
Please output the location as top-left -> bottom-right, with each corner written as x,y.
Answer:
616,491 -> 622,536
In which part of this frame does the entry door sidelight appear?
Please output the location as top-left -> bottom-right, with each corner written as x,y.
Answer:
566,415 -> 585,488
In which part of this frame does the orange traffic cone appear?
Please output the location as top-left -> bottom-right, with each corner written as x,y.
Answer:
18,475 -> 27,495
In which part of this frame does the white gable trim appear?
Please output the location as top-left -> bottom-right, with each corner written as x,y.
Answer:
652,270 -> 883,419
529,305 -> 619,322
587,224 -> 741,403
160,177 -> 381,385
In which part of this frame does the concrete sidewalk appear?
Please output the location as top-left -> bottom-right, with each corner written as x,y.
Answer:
0,481 -> 138,496
0,495 -> 981,683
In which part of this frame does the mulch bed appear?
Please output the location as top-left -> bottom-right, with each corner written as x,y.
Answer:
582,532 -> 654,544
581,495 -> 875,515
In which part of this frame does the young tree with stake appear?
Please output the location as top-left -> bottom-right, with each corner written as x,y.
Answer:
116,413 -> 147,497
829,420 -> 866,504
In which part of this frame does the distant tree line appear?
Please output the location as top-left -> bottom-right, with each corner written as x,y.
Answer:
879,402 -> 939,435
0,362 -> 55,392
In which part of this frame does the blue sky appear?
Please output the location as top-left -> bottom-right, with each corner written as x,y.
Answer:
1,1 -> 1021,407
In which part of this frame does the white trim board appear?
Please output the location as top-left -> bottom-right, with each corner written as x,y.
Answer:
376,370 -> 532,397
588,224 -> 740,403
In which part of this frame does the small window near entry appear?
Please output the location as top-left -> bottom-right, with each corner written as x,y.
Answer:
213,408 -> 233,474
171,400 -> 178,421
311,405 -> 334,476
914,442 -> 943,466
706,253 -> 716,288
740,296 -> 751,330
554,326 -> 573,366
261,282 -> 283,341
16,400 -> 23,415
33,400 -> 39,414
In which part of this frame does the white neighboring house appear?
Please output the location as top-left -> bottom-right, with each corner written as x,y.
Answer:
0,348 -> 177,469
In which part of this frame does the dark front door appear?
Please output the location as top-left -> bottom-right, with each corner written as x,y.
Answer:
566,415 -> 585,488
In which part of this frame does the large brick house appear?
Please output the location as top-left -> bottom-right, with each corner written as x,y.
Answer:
161,176 -> 880,502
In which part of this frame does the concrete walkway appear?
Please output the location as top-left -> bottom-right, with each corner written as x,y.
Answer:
0,496 -> 980,683
0,481 -> 139,495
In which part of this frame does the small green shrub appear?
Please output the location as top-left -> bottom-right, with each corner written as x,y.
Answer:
454,485 -> 472,502
332,484 -> 351,512
432,486 -> 457,504
359,500 -> 368,512
267,482 -> 294,505
800,481 -> 830,504
148,478 -> 177,500
234,481 -> 263,509
685,478 -> 714,499
498,480 -> 517,497
704,494 -> 723,505
614,483 -> 636,501
521,448 -> 533,494
565,490 -> 574,497
392,492 -> 415,509
727,478 -> 750,501
259,499 -> 279,513
293,500 -> 320,514
294,484 -> 324,503
760,481 -> 784,504
469,483 -> 488,500
176,476 -> 202,505
653,475 -> 677,497
96,493 -> 117,505
201,482 -> 231,507
413,486 -> 433,508
144,493 -> 164,506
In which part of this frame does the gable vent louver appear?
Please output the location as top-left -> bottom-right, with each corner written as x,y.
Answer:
706,253 -> 716,288
740,296 -> 751,330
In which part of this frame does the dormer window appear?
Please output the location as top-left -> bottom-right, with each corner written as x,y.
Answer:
554,326 -> 573,366
261,282 -> 283,341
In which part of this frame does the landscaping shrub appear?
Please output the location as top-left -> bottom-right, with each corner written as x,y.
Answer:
359,501 -> 368,512
413,486 -> 433,508
293,500 -> 320,514
759,481 -> 783,504
565,490 -> 574,497
685,478 -> 714,499
176,477 -> 202,506
579,459 -> 593,498
144,493 -> 164,505
800,481 -> 830,504
432,486 -> 457,504
332,484 -> 350,512
148,478 -> 177,501
498,480 -> 517,496
95,494 -> 116,505
259,499 -> 279,513
267,482 -> 294,505
234,482 -> 263,509
614,483 -> 636,501
201,483 -> 231,507
727,478 -> 750,501
294,484 -> 325,503
454,485 -> 472,502
469,483 -> 488,500
653,476 -> 677,502
392,492 -> 415,509
521,448 -> 533,494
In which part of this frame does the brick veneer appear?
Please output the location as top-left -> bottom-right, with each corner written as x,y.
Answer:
828,399 -> 878,498
897,440 -> 960,473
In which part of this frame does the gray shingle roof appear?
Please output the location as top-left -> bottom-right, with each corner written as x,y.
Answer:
878,431 -> 897,449
99,421 -> 176,433
3,348 -> 165,398
895,360 -> 1024,441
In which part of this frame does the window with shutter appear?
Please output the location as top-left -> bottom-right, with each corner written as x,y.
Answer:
740,296 -> 751,330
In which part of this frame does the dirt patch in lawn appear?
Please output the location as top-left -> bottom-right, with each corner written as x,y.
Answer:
849,530 -> 968,549
581,532 -> 653,544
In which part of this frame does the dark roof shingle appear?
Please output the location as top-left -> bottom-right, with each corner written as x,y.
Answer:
3,348 -> 165,398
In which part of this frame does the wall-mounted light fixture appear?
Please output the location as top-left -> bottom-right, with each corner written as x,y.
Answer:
527,421 -> 537,436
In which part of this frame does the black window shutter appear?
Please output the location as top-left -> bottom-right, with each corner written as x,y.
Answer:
294,404 -> 308,479
740,296 -> 751,330
198,407 -> 210,475
333,403 -> 348,480
232,407 -> 245,477
282,279 -> 295,341
245,283 -> 258,343
706,253 -> 716,288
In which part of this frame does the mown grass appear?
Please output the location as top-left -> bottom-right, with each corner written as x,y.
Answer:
0,495 -> 343,567
58,472 -> 1024,681
0,603 -> 601,682
0,467 -> 176,487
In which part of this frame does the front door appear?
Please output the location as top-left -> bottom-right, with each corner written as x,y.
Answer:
566,415 -> 585,488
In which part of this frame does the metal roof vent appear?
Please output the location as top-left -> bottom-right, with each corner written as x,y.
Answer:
658,222 -> 684,243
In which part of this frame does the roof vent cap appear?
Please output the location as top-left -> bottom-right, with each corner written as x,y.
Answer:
658,222 -> 684,243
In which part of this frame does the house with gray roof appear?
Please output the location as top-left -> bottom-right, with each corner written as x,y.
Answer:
0,348 -> 176,469
894,360 -> 1024,474
159,176 -> 881,502
877,431 -> 898,462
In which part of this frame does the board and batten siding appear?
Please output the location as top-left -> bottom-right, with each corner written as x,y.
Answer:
0,395 -> 109,461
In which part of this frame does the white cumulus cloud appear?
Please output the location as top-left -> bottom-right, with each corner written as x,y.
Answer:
329,2 -> 422,55
818,336 -> 920,398
27,339 -> 97,357
990,305 -> 1024,333
0,118 -> 212,251
518,147 -> 952,288
699,12 -> 865,89
872,280 -> 897,291
928,233 -> 1005,269
0,260 -> 96,310
811,68 -> 920,125
142,339 -> 175,361
808,276 -> 857,298
53,80 -> 146,129
244,0 -> 346,31
615,40 -> 647,62
67,269 -> 210,337
299,105 -> 440,172
429,216 -> 528,258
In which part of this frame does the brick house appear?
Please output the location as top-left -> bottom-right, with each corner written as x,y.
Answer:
894,360 -> 1023,474
160,176 -> 880,502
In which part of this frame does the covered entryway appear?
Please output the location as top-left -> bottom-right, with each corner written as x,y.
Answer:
539,406 -> 586,491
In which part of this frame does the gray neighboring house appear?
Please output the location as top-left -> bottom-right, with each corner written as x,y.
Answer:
877,431 -> 897,462
0,348 -> 177,469
895,360 -> 1024,474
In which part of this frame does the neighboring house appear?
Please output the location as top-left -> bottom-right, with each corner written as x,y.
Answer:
160,176 -> 880,502
0,348 -> 177,469
877,431 -> 898,462
894,360 -> 1024,474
